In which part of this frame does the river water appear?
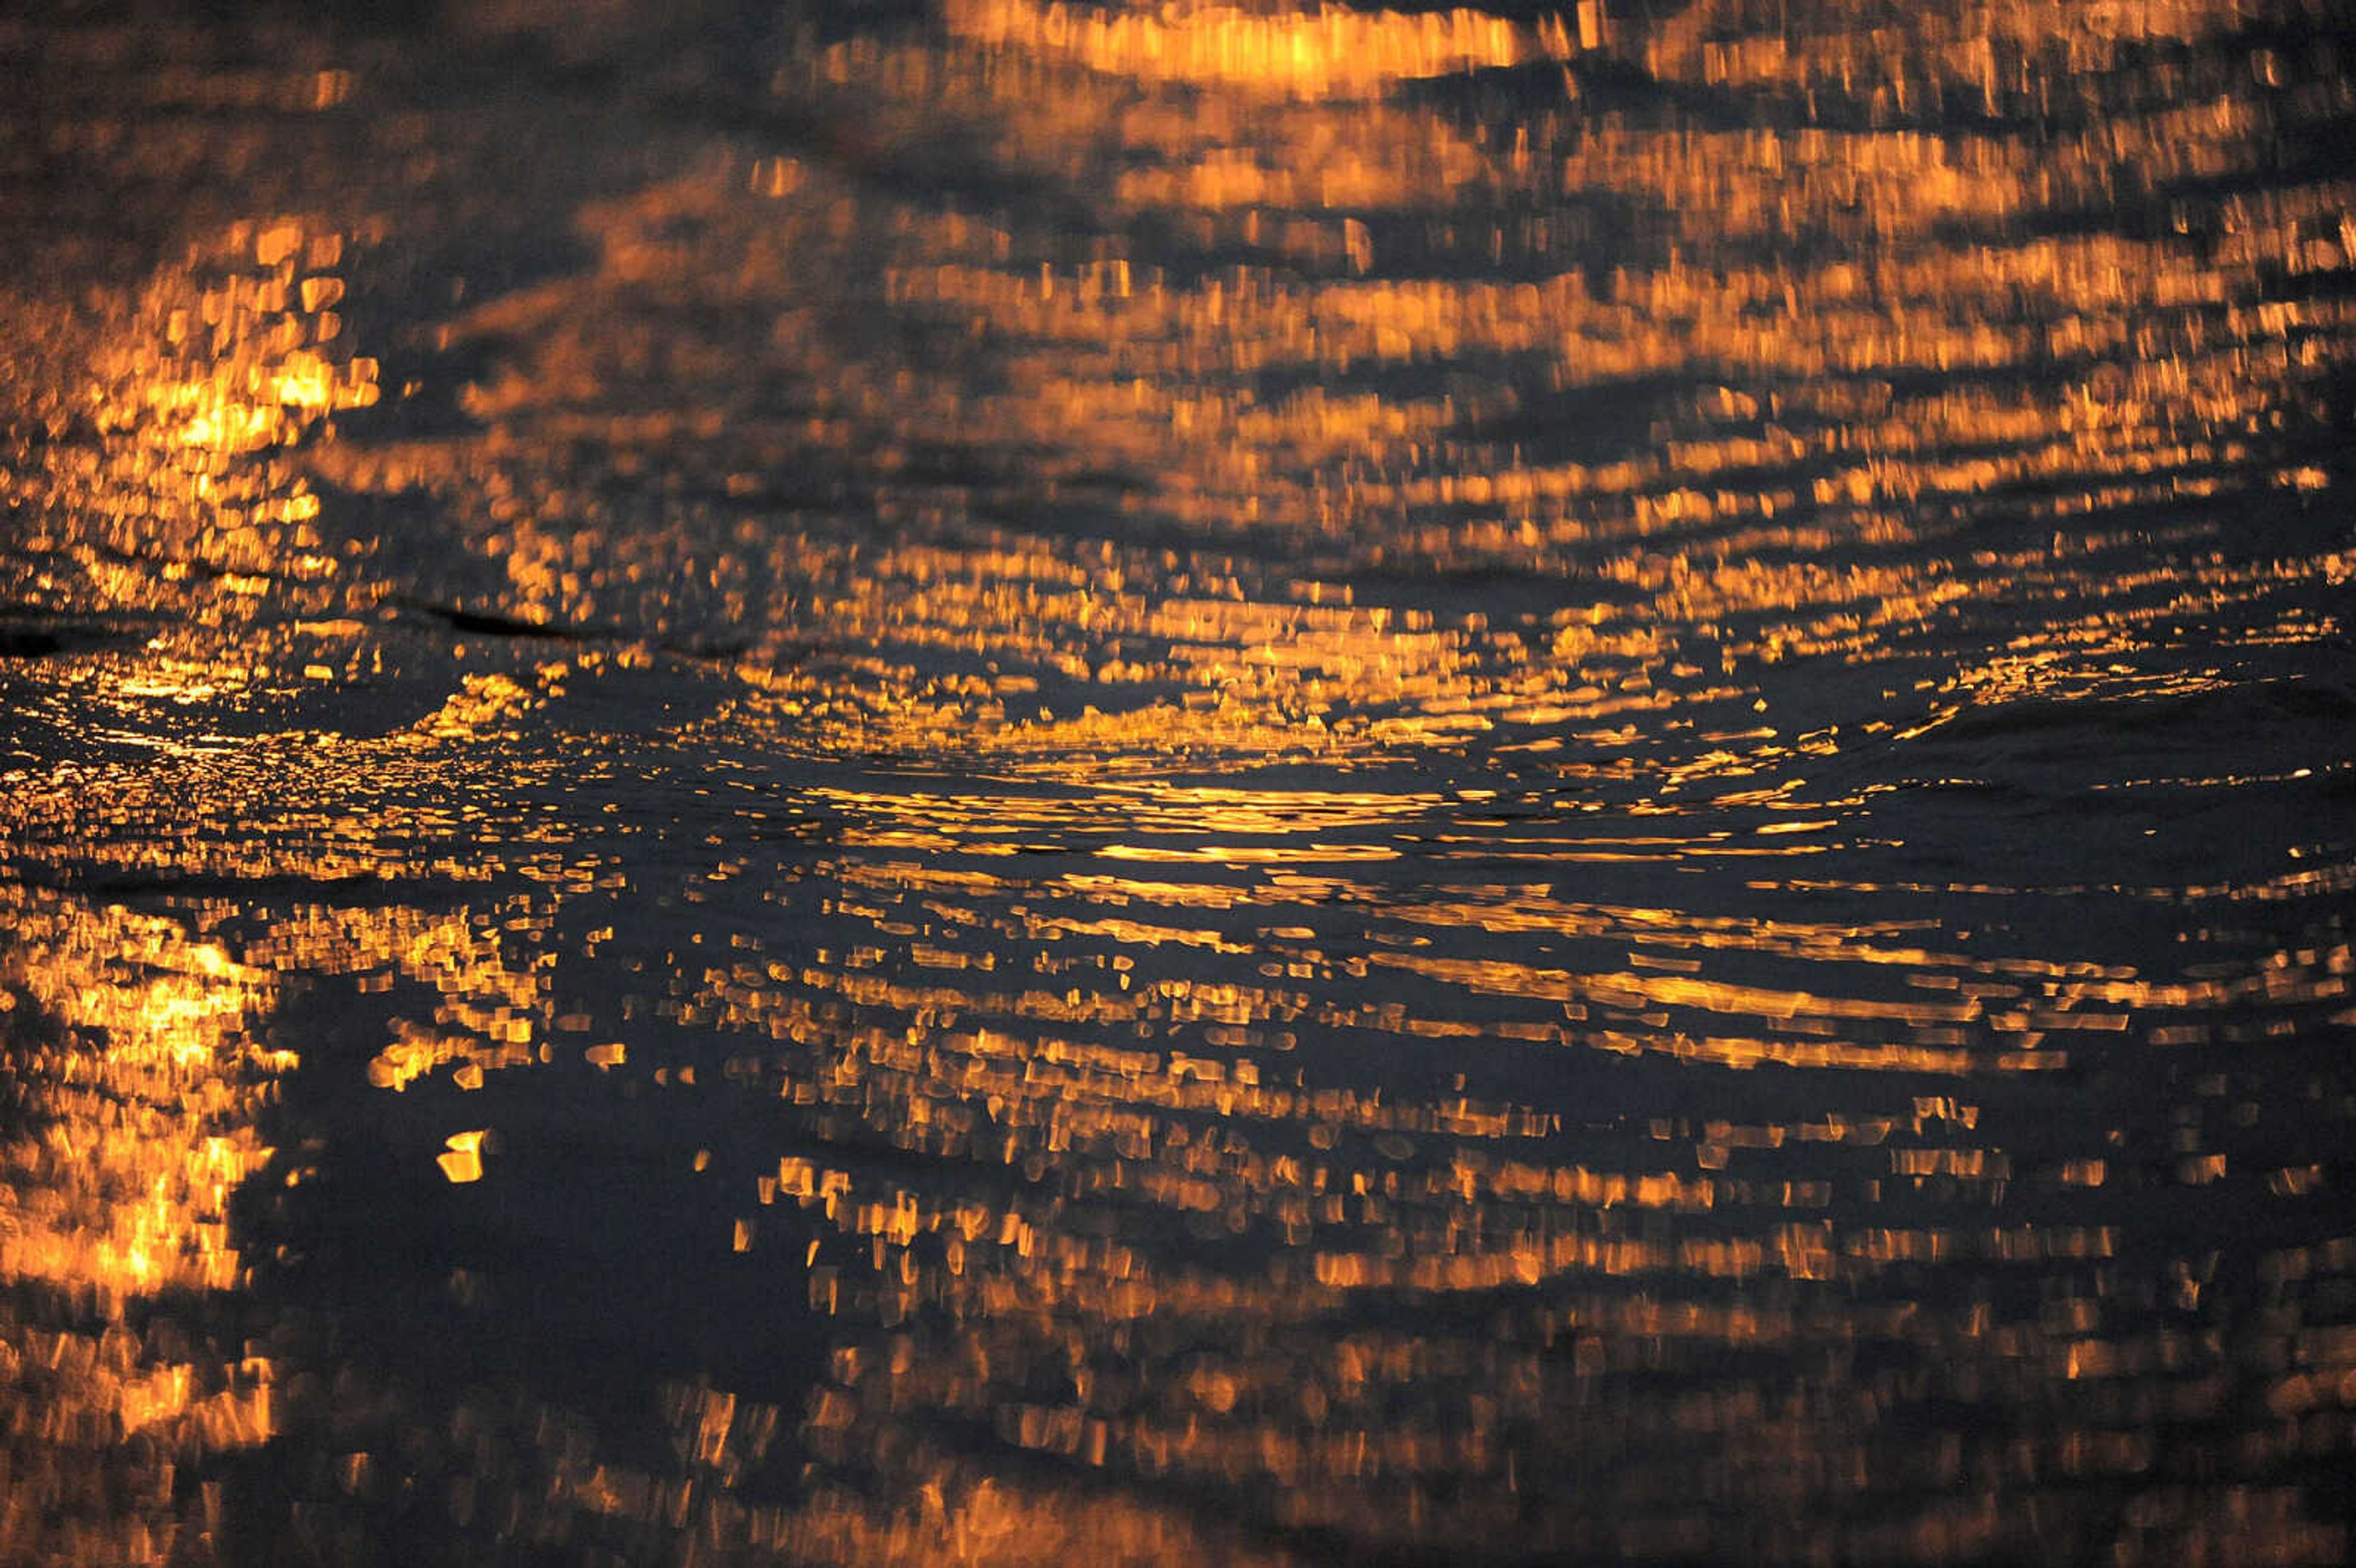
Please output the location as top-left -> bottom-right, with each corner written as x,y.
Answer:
3,2 -> 2354,1563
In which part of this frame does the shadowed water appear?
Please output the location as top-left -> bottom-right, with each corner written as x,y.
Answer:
4,1 -> 2354,1563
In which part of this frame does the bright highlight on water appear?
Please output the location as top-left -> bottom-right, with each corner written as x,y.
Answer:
2,1 -> 2352,1563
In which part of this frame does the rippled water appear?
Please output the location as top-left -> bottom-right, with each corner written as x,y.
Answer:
4,2 -> 2354,1563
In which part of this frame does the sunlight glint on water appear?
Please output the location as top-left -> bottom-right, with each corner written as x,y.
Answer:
2,1 -> 2353,1563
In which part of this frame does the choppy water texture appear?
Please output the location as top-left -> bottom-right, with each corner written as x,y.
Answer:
4,1 -> 2355,1563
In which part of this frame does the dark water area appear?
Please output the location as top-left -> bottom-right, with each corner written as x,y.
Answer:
4,1 -> 2355,1563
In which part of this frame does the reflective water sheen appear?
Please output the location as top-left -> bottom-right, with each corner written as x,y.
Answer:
4,1 -> 2354,1562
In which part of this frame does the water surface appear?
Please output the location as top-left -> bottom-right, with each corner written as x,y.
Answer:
4,1 -> 2354,1563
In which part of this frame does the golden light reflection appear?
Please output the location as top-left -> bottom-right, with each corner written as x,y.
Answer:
941,0 -> 1571,98
0,894 -> 283,1565
309,31 -> 2356,787
7,1 -> 2354,1564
